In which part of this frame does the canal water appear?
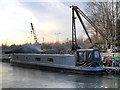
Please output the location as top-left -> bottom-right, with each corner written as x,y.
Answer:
0,62 -> 120,88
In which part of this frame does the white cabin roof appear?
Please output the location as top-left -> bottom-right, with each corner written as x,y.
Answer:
13,53 -> 75,56
77,49 -> 98,51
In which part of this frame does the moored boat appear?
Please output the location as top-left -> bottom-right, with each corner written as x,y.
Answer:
10,49 -> 105,74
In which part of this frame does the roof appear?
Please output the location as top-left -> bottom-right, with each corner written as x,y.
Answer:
13,54 -> 75,57
77,49 -> 98,52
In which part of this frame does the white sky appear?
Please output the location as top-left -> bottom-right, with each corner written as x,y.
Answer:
0,0 -> 88,45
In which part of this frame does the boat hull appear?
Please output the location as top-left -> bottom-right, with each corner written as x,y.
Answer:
10,53 -> 105,75
10,60 -> 105,75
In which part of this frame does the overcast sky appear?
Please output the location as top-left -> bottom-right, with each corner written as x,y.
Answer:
0,0 -> 88,45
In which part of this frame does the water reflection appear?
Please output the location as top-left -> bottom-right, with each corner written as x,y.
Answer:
1,62 -> 120,88
0,62 -> 2,89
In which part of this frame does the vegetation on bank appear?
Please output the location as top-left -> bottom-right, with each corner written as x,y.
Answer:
1,38 -> 90,54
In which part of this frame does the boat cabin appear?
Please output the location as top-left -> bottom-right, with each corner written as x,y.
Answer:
76,49 -> 102,67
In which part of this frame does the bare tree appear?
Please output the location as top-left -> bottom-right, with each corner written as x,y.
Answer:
84,1 -> 120,48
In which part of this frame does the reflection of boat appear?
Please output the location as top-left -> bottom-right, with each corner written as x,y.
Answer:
11,49 -> 105,74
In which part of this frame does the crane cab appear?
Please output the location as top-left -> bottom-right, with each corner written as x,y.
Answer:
76,49 -> 102,67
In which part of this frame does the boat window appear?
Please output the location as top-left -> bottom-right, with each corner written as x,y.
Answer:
86,51 -> 92,61
94,51 -> 100,58
36,58 -> 41,61
78,52 -> 84,60
16,56 -> 18,59
48,58 -> 54,62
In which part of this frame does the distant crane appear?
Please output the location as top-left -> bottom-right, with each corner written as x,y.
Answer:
30,23 -> 39,45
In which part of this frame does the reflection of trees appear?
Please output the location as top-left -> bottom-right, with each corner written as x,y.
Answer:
74,75 -> 103,88
74,75 -> 119,88
101,75 -> 119,88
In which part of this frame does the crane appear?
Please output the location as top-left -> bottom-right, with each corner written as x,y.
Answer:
30,23 -> 39,45
69,5 -> 104,67
70,5 -> 92,51
70,5 -> 106,51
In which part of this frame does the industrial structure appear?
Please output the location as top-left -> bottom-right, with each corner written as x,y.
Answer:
70,5 -> 106,51
30,23 -> 39,45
